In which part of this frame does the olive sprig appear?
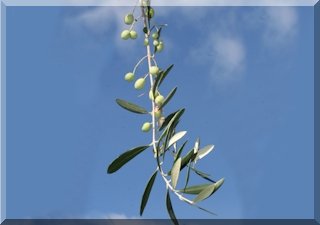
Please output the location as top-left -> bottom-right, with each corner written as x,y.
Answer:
108,1 -> 224,224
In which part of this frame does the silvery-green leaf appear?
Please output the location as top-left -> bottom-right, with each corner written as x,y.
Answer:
193,178 -> 225,203
194,138 -> 200,154
140,170 -> 158,216
171,157 -> 181,189
195,145 -> 214,161
107,145 -> 149,173
168,131 -> 187,149
175,141 -> 188,161
166,190 -> 179,225
178,183 -> 212,195
159,87 -> 177,110
116,99 -> 148,114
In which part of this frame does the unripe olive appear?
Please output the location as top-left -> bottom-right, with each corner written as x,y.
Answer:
158,116 -> 165,127
134,78 -> 145,90
130,30 -> 138,39
154,107 -> 162,118
141,122 -> 151,132
124,72 -> 134,82
121,30 -> 130,40
153,40 -> 159,46
156,42 -> 164,52
149,90 -> 160,100
149,66 -> 159,75
148,7 -> 155,18
124,14 -> 134,25
152,32 -> 159,39
144,38 -> 149,46
155,95 -> 165,105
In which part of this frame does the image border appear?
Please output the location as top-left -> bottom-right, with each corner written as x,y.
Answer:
0,0 -> 318,224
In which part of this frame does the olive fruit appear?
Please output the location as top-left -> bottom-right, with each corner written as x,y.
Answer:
144,38 -> 149,46
152,32 -> 159,39
141,122 -> 151,132
154,107 -> 162,118
134,78 -> 145,90
121,30 -> 130,40
153,40 -> 159,46
149,90 -> 159,100
147,7 -> 155,18
155,95 -> 165,105
156,42 -> 164,52
130,30 -> 138,39
124,72 -> 134,82
124,14 -> 134,25
149,66 -> 159,75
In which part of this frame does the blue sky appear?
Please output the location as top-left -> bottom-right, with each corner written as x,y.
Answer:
5,6 -> 314,219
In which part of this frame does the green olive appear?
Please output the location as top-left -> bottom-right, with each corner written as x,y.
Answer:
124,72 -> 134,82
149,66 -> 159,75
152,32 -> 159,39
121,30 -> 130,40
155,95 -> 165,105
156,42 -> 164,52
144,38 -> 149,46
153,40 -> 159,46
141,122 -> 151,132
130,30 -> 138,39
124,14 -> 134,25
149,90 -> 159,100
134,78 -> 145,90
154,108 -> 162,118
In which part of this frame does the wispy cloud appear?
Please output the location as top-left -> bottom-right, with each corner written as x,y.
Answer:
65,6 -> 299,87
262,7 -> 298,46
190,33 -> 246,86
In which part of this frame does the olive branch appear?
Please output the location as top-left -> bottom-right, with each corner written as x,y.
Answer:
107,1 -> 224,224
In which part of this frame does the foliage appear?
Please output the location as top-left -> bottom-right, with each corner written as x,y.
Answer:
107,1 -> 224,223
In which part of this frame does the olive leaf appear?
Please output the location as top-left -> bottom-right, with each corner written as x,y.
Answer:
168,131 -> 187,149
195,145 -> 214,162
193,178 -> 224,203
107,145 -> 149,173
153,64 -> 174,96
140,170 -> 158,216
174,141 -> 188,161
116,99 -> 148,114
159,86 -> 177,110
166,190 -> 179,225
171,157 -> 181,189
178,183 -> 212,195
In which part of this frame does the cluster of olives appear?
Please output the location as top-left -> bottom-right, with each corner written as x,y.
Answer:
151,32 -> 164,52
121,9 -> 166,133
121,14 -> 138,40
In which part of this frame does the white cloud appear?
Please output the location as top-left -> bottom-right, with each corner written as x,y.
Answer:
189,33 -> 246,86
262,7 -> 298,46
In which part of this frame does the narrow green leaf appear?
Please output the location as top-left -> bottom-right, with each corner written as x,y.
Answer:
140,170 -> 158,216
193,178 -> 225,203
168,148 -> 195,176
196,145 -> 214,161
116,99 -> 148,114
107,145 -> 149,173
178,183 -> 212,194
184,160 -> 192,190
159,87 -> 177,110
194,138 -> 200,154
171,157 -> 181,189
159,109 -> 185,131
181,149 -> 196,171
190,167 -> 216,183
152,65 -> 174,97
168,131 -> 187,149
175,141 -> 188,161
166,190 -> 179,225
159,64 -> 174,87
